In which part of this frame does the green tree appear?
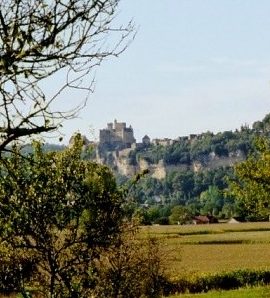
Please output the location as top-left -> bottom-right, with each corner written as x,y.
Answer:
147,206 -> 161,223
228,138 -> 270,219
200,186 -> 224,216
169,205 -> 192,225
94,226 -> 167,298
0,136 -> 124,297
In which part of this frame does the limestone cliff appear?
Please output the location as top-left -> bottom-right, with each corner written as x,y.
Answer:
96,147 -> 245,179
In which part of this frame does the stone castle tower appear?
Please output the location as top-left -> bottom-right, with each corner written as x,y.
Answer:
99,119 -> 136,150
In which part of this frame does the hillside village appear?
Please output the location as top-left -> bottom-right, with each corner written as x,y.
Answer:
73,119 -> 249,179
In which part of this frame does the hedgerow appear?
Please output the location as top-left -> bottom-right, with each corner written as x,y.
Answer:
162,269 -> 270,296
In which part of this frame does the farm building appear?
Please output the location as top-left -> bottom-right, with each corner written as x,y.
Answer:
227,217 -> 241,224
193,215 -> 218,225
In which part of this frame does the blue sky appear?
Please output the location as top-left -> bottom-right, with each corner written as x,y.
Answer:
57,0 -> 270,143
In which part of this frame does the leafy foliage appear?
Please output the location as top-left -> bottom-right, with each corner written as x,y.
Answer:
228,137 -> 270,219
127,166 -> 235,223
0,135 -> 124,297
165,269 -> 270,295
93,225 -> 167,298
128,126 -> 257,168
169,206 -> 193,225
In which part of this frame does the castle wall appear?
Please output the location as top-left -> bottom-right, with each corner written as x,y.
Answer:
99,129 -> 111,144
99,120 -> 136,150
123,128 -> 135,146
114,121 -> 126,132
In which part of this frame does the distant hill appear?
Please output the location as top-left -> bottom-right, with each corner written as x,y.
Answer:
20,143 -> 66,154
96,113 -> 270,179
12,113 -> 270,221
91,113 -> 270,221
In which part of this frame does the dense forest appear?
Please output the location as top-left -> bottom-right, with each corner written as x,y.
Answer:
117,113 -> 270,224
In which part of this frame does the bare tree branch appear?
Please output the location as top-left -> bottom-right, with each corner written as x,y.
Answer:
0,0 -> 134,150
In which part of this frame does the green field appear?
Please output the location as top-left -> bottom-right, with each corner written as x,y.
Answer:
2,222 -> 270,297
168,285 -> 270,298
141,222 -> 270,276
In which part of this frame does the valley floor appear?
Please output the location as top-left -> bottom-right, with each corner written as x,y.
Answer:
168,285 -> 270,298
141,222 -> 270,276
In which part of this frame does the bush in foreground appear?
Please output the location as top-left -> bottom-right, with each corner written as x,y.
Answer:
0,137 -> 168,297
163,269 -> 270,296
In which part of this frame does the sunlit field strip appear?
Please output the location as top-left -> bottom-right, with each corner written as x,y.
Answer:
163,230 -> 270,244
140,222 -> 270,237
140,222 -> 270,276
168,285 -> 270,298
167,243 -> 270,274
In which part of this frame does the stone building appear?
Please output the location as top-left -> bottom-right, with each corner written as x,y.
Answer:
99,119 -> 136,150
142,135 -> 151,146
152,138 -> 174,146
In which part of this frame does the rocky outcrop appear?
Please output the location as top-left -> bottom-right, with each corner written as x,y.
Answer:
96,147 -> 246,179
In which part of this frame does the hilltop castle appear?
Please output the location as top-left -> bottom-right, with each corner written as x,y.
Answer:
99,119 -> 136,151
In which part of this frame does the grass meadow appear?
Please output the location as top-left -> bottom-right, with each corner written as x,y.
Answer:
141,222 -> 270,276
169,285 -> 270,298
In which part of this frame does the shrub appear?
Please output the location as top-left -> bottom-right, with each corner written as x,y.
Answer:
163,269 -> 270,295
0,243 -> 35,293
154,217 -> 169,225
93,225 -> 169,298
